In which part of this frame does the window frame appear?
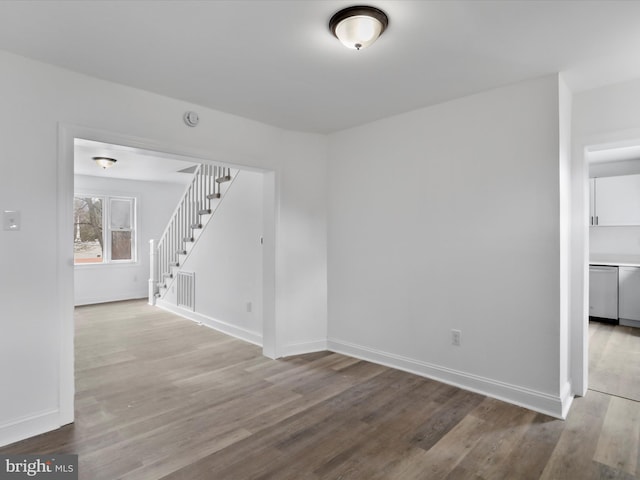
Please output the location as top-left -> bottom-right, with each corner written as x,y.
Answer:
73,193 -> 138,266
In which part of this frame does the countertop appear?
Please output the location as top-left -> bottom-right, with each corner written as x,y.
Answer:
589,254 -> 640,267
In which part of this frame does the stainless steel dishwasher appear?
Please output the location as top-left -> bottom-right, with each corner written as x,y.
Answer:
589,265 -> 618,321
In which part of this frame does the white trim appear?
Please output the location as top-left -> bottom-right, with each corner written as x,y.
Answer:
261,170 -> 278,358
560,381 -> 574,419
328,337 -> 570,419
0,409 -> 61,448
57,124 -> 75,429
281,340 -> 328,358
570,126 -> 640,398
156,298 -> 263,347
54,123 -> 281,446
72,193 -> 138,265
75,294 -> 148,307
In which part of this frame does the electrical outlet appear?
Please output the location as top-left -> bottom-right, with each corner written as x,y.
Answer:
452,329 -> 461,346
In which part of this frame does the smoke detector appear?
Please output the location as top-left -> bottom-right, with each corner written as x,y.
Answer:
184,111 -> 199,127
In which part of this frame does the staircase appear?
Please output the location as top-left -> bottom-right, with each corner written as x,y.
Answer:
148,163 -> 237,305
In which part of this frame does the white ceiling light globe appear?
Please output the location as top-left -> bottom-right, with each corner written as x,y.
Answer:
335,15 -> 383,50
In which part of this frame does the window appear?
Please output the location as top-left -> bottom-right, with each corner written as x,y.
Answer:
74,195 -> 136,264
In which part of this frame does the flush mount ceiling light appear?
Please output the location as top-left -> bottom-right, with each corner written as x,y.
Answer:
329,5 -> 388,50
93,156 -> 117,169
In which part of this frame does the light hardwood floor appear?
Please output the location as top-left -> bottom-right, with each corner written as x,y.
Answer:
589,320 -> 640,402
1,301 -> 639,479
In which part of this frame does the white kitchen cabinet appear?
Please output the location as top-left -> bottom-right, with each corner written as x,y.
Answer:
589,266 -> 619,320
619,266 -> 640,327
591,174 -> 640,226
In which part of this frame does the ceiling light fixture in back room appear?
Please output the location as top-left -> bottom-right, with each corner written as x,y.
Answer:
93,156 -> 117,169
329,5 -> 388,50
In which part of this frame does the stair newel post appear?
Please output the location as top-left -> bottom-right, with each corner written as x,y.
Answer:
157,240 -> 162,291
163,236 -> 168,278
149,239 -> 156,305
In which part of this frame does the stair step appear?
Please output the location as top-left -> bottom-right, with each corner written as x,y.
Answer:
163,273 -> 173,279
176,249 -> 187,255
183,237 -> 194,242
198,208 -> 212,215
191,223 -> 203,229
206,193 -> 221,200
157,282 -> 166,288
216,175 -> 232,184
170,261 -> 180,267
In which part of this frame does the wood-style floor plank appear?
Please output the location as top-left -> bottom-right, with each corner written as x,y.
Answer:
589,320 -> 640,401
1,300 -> 639,479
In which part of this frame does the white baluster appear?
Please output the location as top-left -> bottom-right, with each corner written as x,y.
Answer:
149,239 -> 156,305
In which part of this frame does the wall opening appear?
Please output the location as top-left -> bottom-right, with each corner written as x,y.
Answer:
58,125 -> 278,427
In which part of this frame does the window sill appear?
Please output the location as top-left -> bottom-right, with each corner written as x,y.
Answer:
74,261 -> 139,269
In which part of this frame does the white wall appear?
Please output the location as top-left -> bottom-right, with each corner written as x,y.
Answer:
574,78 -> 640,137
162,170 -> 264,342
590,227 -> 640,256
327,75 -> 568,416
0,50 -> 327,447
588,161 -> 640,258
74,175 -> 185,305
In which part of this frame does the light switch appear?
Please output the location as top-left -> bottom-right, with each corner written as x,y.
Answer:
3,210 -> 20,231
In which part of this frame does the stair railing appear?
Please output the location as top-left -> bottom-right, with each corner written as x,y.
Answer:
149,164 -> 231,303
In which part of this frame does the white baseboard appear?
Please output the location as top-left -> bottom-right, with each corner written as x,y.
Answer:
280,339 -> 328,358
0,409 -> 65,448
327,337 -> 570,419
75,293 -> 147,306
155,299 -> 262,347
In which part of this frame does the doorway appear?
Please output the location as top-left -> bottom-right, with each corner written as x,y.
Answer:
581,140 -> 640,402
57,124 -> 278,426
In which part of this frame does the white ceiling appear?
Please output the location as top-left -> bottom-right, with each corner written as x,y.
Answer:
75,139 -> 198,183
2,1 -> 640,134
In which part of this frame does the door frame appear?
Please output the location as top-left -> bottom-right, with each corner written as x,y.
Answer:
57,123 -> 280,425
570,126 -> 640,397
